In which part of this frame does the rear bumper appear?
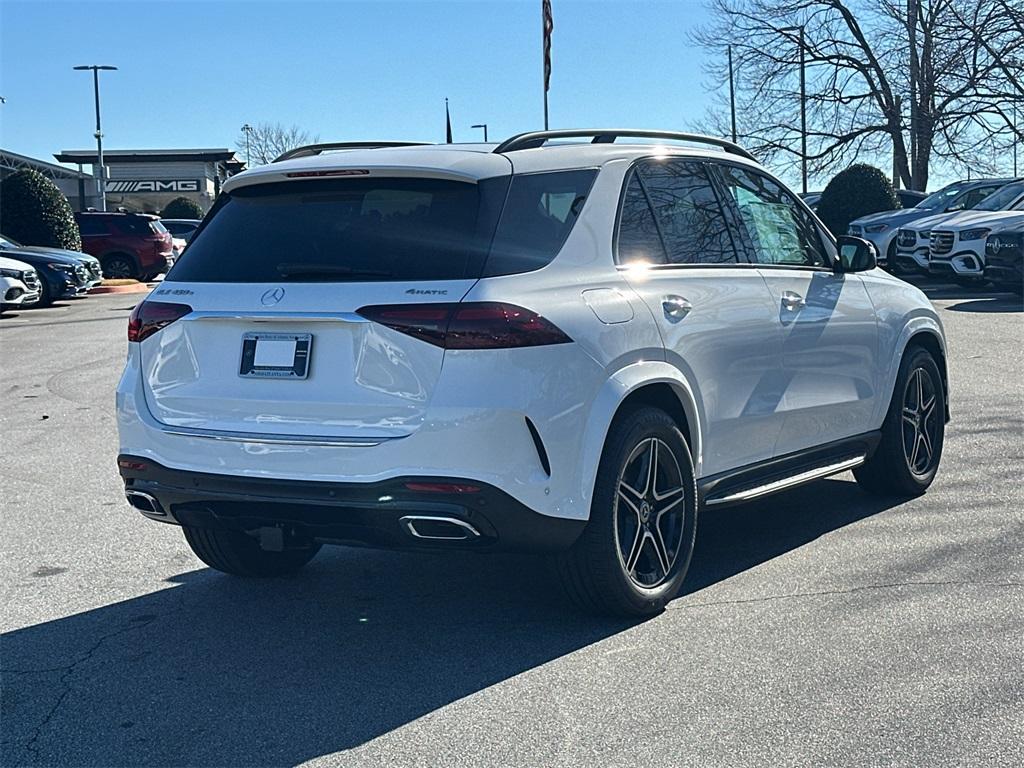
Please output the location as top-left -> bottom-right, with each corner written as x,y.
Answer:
118,455 -> 584,553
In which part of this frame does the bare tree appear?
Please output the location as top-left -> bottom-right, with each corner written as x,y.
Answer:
235,122 -> 320,166
694,0 -> 1024,190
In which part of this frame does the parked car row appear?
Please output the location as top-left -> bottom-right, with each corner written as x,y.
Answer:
0,212 -> 202,314
848,177 -> 1024,292
0,234 -> 99,312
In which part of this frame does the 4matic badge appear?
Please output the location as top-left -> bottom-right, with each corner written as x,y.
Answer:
405,288 -> 448,296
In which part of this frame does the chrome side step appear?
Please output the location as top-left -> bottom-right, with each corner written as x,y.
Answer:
704,455 -> 866,507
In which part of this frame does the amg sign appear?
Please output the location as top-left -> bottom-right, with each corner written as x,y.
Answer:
105,179 -> 201,193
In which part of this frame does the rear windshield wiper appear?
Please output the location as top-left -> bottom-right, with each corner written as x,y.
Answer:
276,262 -> 393,280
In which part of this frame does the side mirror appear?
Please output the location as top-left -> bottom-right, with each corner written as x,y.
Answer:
835,235 -> 877,272
946,202 -> 964,212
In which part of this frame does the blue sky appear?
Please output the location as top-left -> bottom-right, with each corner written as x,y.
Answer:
1,1 -> 726,163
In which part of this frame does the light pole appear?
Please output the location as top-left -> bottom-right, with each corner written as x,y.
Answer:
73,65 -> 117,211
780,26 -> 807,194
241,123 -> 254,167
471,123 -> 489,142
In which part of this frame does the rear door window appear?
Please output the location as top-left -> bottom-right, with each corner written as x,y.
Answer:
169,178 -> 500,283
636,160 -> 738,264
76,218 -> 109,236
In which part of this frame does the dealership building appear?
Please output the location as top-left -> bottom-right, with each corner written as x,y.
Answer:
52,148 -> 246,214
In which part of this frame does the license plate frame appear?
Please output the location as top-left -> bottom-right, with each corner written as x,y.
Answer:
239,332 -> 312,379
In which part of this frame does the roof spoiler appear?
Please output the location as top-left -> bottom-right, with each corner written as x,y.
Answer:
492,129 -> 757,162
273,142 -> 431,163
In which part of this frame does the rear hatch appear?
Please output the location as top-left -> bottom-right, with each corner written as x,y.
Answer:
138,167 -> 595,441
140,174 -> 504,440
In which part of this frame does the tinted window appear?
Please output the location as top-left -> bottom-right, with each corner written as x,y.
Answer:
616,171 -> 667,265
973,181 -> 1024,211
170,178 -> 495,283
76,217 -> 109,236
917,183 -> 970,210
637,160 -> 738,264
719,166 -> 829,268
483,170 -> 597,276
955,185 -> 1002,210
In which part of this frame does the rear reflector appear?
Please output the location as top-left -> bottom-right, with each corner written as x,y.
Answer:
405,482 -> 482,494
128,301 -> 192,342
357,302 -> 571,349
118,458 -> 149,471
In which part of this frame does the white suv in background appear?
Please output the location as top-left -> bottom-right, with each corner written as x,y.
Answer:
117,130 -> 949,616
926,181 -> 1024,283
0,255 -> 41,313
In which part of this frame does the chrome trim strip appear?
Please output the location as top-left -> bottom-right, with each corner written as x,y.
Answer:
400,515 -> 481,541
158,424 -> 388,447
704,455 -> 866,506
185,310 -> 369,324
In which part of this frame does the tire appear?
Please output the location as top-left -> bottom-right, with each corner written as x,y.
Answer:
854,346 -> 944,497
556,407 -> 698,616
101,253 -> 139,280
35,279 -> 53,308
182,526 -> 320,577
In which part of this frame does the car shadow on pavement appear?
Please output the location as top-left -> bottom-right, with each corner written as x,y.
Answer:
1,478 -> 899,766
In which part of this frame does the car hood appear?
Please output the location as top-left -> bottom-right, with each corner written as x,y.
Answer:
0,254 -> 36,271
850,208 -> 938,228
988,217 -> 1024,235
5,245 -> 98,264
928,210 -> 1024,233
0,247 -> 84,267
896,210 -> 971,233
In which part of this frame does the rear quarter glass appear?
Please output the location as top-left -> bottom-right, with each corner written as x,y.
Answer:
167,170 -> 597,283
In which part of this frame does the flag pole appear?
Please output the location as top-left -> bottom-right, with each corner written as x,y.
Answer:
542,0 -> 552,130
542,3 -> 549,129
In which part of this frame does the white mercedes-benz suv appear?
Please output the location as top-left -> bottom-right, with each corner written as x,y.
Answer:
117,130 -> 949,615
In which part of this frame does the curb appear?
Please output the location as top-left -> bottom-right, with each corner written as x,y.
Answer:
90,283 -> 155,295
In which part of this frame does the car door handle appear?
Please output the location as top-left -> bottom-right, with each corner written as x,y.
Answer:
662,295 -> 693,320
781,291 -> 806,311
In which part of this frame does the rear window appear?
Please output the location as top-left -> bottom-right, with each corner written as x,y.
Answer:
169,171 -> 596,283
170,178 -> 497,282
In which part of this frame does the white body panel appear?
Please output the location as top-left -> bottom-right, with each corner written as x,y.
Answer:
117,140 -> 946,527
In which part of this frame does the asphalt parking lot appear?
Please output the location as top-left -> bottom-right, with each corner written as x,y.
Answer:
1,282 -> 1022,768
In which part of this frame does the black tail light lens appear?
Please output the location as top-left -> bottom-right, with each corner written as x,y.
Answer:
128,301 -> 192,342
356,302 -> 572,349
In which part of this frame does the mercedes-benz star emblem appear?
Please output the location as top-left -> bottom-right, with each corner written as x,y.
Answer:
261,287 -> 285,306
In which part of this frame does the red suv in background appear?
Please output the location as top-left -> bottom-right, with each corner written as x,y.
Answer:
74,212 -> 174,281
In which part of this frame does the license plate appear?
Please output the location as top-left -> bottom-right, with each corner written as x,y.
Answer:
239,333 -> 312,379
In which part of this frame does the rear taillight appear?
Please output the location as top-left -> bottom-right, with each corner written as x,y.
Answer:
128,301 -> 192,342
356,302 -> 572,349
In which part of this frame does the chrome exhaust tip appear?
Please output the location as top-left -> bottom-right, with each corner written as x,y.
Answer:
400,515 -> 481,541
125,489 -> 167,519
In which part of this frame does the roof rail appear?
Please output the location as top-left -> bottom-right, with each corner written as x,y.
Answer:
273,142 -> 431,163
492,130 -> 757,162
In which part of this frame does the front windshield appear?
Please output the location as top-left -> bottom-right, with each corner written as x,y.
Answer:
974,181 -> 1024,211
0,234 -> 22,248
917,183 -> 969,210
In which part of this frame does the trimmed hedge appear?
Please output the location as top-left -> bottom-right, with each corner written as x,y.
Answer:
816,164 -> 900,237
161,196 -> 204,219
0,169 -> 82,250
